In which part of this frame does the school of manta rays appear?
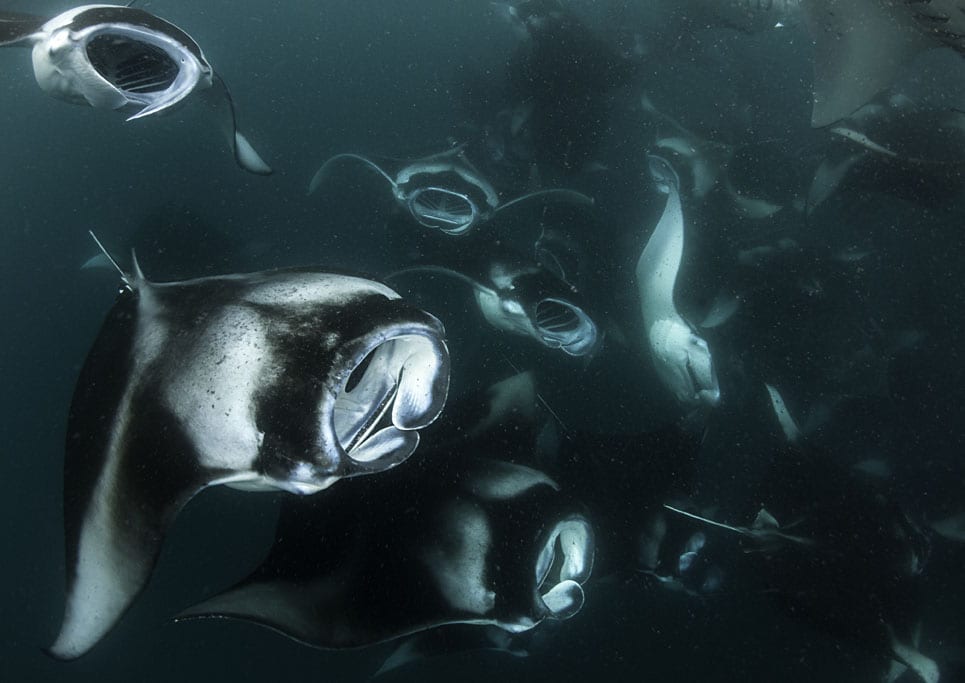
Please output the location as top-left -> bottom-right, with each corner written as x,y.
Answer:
4,0 -> 965,681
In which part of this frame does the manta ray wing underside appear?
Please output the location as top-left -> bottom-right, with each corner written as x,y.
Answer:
50,294 -> 216,660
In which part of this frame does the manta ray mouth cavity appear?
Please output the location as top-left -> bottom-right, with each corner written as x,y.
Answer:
332,333 -> 449,465
535,517 -> 594,619
86,34 -> 180,94
535,299 -> 582,336
407,187 -> 479,233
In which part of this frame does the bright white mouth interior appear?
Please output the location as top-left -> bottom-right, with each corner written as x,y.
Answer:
333,335 -> 447,465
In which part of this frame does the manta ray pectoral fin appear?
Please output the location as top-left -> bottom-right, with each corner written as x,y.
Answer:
802,0 -> 935,127
307,153 -> 397,195
0,13 -> 46,47
50,375 -> 217,660
199,74 -> 272,175
493,189 -> 595,215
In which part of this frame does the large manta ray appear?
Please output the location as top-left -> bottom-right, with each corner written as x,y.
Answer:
176,436 -> 595,648
0,4 -> 272,173
49,240 -> 451,659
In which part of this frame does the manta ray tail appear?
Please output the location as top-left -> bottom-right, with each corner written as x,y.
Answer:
198,74 -> 273,175
0,12 -> 45,47
307,153 -> 397,196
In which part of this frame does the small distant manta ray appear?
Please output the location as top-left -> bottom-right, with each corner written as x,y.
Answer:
307,146 -> 593,236
802,0 -> 965,126
0,3 -> 272,174
636,154 -> 720,407
389,250 -> 601,357
48,232 -> 451,659
176,448 -> 595,649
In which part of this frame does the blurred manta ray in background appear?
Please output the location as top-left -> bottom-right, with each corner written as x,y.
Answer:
47,235 -> 451,659
801,0 -> 965,126
0,4 -> 272,174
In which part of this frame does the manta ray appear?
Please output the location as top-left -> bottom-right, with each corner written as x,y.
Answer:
802,0 -> 965,126
635,154 -> 720,406
0,4 -> 271,173
308,147 -> 593,236
48,235 -> 451,659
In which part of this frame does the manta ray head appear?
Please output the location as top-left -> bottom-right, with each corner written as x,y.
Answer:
257,321 -> 450,495
31,8 -> 212,119
531,516 -> 594,622
473,264 -> 600,356
649,318 -> 720,406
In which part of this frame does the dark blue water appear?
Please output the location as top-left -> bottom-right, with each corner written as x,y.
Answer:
2,2 -> 964,681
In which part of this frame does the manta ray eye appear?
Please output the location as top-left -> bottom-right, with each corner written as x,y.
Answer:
86,34 -> 180,94
407,187 -> 479,234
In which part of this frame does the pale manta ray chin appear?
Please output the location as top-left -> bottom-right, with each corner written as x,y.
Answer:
48,232 -> 451,659
307,147 -> 593,236
0,4 -> 272,174
635,154 -> 720,407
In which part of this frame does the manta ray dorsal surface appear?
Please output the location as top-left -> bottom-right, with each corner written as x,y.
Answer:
49,264 -> 450,659
802,0 -> 934,127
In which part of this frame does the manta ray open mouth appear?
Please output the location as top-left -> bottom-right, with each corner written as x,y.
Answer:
86,34 -> 180,94
407,187 -> 479,234
332,334 -> 449,468
534,298 -> 598,355
535,517 -> 594,620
